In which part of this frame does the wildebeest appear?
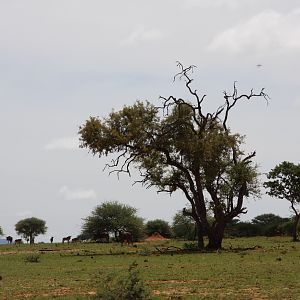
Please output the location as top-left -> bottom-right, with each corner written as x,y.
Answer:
71,237 -> 79,243
15,239 -> 22,245
118,230 -> 133,245
6,236 -> 13,244
62,236 -> 71,244
50,237 -> 54,243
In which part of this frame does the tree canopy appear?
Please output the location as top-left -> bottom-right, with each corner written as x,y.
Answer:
81,201 -> 144,241
15,217 -> 47,244
79,63 -> 267,249
145,219 -> 172,237
264,161 -> 300,241
0,226 -> 3,236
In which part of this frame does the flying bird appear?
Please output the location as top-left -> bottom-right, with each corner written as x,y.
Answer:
256,64 -> 262,68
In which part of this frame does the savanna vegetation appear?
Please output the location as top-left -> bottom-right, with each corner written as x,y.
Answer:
79,63 -> 269,250
1,236 -> 300,299
2,65 -> 300,299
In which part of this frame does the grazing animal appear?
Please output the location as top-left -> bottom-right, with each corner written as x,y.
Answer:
62,236 -> 71,244
15,239 -> 22,245
6,236 -> 13,244
50,237 -> 54,243
118,230 -> 133,245
71,237 -> 79,243
97,232 -> 109,243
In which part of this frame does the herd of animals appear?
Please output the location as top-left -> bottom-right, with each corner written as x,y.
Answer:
4,230 -> 133,245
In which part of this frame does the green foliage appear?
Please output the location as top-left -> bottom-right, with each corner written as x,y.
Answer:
81,201 -> 145,241
24,254 -> 40,263
0,226 -> 3,236
183,242 -> 199,251
264,161 -> 300,241
95,261 -> 150,300
264,161 -> 300,202
172,210 -> 196,240
15,217 -> 47,244
226,214 -> 295,237
145,219 -> 171,237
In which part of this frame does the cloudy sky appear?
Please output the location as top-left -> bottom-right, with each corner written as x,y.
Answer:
1,0 -> 299,241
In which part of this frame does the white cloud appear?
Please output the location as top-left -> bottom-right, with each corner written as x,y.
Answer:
121,26 -> 164,47
59,186 -> 97,201
44,137 -> 79,151
207,9 -> 300,53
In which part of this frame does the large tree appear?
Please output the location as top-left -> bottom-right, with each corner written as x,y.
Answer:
264,161 -> 300,241
81,201 -> 144,241
79,63 -> 267,249
15,217 -> 47,244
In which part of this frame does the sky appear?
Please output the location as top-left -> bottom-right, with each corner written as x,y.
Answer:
1,0 -> 300,242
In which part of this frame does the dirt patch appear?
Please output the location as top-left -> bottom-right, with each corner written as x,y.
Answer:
145,232 -> 169,241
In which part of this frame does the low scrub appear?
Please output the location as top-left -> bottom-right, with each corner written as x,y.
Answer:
94,261 -> 150,300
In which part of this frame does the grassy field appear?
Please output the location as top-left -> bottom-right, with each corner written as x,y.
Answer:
1,237 -> 300,299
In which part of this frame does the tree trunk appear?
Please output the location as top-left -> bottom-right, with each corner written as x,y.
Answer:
29,235 -> 34,244
206,221 -> 226,250
195,221 -> 204,250
292,214 -> 300,242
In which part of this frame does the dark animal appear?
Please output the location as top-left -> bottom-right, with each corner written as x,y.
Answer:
50,237 -> 54,243
71,237 -> 79,243
118,230 -> 133,245
97,232 -> 109,243
6,236 -> 13,244
15,239 -> 22,245
62,236 -> 71,244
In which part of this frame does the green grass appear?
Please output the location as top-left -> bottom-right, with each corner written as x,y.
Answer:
1,237 -> 300,299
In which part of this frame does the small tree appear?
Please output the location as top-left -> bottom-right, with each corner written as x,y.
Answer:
0,226 -> 3,236
81,201 -> 144,241
145,219 -> 172,237
264,161 -> 300,241
172,210 -> 196,240
15,217 -> 47,244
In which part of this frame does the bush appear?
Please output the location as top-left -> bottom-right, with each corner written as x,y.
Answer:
94,261 -> 150,300
24,254 -> 40,263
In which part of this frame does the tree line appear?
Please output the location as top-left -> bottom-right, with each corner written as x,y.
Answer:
2,201 -> 298,244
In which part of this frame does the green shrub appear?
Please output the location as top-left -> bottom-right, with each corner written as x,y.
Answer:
24,254 -> 40,263
94,261 -> 150,300
183,242 -> 199,251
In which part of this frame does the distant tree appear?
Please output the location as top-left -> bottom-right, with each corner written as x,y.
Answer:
251,213 -> 289,236
264,161 -> 300,241
15,217 -> 47,244
0,226 -> 3,236
172,209 -> 196,240
145,219 -> 172,237
79,63 -> 267,249
81,201 -> 144,242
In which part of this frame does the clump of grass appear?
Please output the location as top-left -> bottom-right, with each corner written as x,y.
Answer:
24,254 -> 40,263
183,242 -> 198,251
139,245 -> 152,256
94,261 -> 150,300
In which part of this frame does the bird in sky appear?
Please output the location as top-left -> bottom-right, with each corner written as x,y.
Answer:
256,64 -> 262,68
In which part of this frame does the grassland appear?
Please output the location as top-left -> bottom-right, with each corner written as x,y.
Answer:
1,237 -> 300,299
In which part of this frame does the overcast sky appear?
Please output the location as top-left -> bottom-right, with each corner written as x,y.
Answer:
1,0 -> 299,242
